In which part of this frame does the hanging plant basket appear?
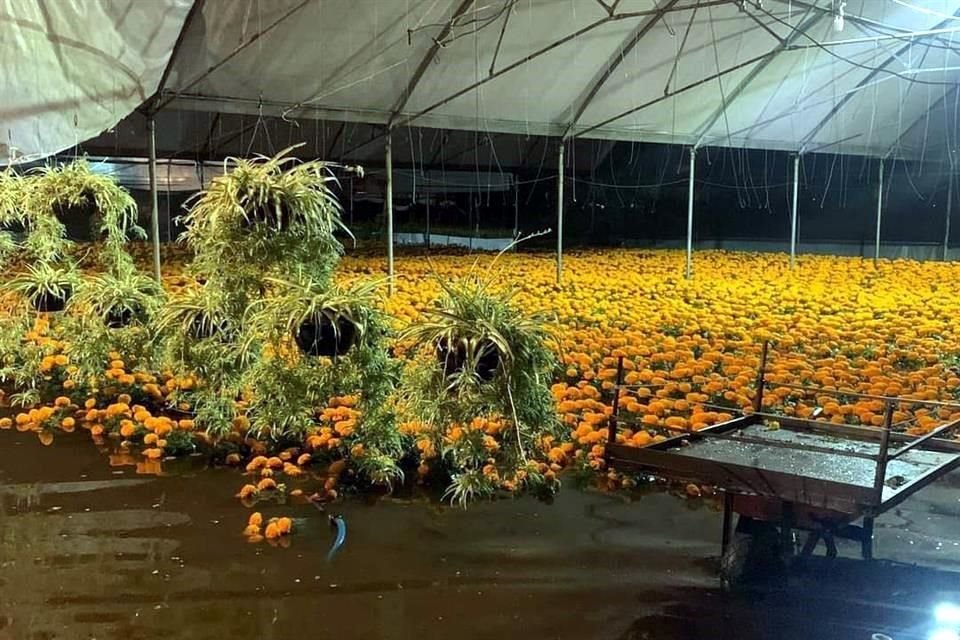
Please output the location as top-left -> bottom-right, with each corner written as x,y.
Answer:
30,287 -> 72,313
294,312 -> 356,357
436,336 -> 501,381
241,202 -> 293,232
52,189 -> 98,239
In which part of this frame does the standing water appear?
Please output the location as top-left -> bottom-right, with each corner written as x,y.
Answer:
1,429 -> 958,640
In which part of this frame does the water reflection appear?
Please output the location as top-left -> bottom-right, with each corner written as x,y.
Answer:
0,429 -> 958,640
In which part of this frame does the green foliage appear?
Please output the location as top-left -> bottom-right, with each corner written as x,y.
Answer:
154,283 -> 250,390
181,145 -> 355,291
61,263 -> 165,381
0,168 -> 26,226
71,259 -> 164,323
2,261 -> 80,310
0,160 -> 158,403
0,314 -> 67,404
243,275 -> 403,483
26,159 -> 142,269
399,274 -> 562,506
0,231 -> 17,267
22,211 -> 71,263
155,146 -> 396,474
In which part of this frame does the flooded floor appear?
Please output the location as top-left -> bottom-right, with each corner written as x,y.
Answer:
1,430 -> 959,640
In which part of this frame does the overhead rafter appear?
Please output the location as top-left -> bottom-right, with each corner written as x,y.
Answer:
388,0 -> 477,128
693,5 -> 822,148
341,0 -> 730,157
561,0 -> 682,141
768,0 -> 960,50
885,85 -> 960,160
798,8 -> 960,154
573,49 -> 774,140
153,0 -> 312,114
143,0 -> 206,114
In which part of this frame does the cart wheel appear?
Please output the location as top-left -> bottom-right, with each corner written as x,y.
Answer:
720,523 -> 784,590
720,533 -> 752,590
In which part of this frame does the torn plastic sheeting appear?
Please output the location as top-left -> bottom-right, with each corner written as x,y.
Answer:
0,0 -> 192,165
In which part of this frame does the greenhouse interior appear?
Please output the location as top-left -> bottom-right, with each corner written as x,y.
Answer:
3,1 -> 960,638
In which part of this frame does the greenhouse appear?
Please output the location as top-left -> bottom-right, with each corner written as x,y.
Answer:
2,1 -> 960,638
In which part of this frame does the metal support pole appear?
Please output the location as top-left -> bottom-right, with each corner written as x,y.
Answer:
753,340 -> 769,413
147,118 -> 162,283
556,142 -> 565,285
945,166 -> 953,261
386,134 -> 395,296
425,185 -> 431,249
685,147 -> 696,279
513,176 -> 519,239
874,158 -> 884,264
721,492 -> 734,554
790,154 -> 799,268
872,402 -> 894,501
607,355 -> 625,449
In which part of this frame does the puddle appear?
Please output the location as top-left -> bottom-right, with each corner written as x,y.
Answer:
1,429 -> 958,640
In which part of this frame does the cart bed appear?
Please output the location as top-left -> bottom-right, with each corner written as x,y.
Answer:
672,424 -> 959,504
607,414 -> 960,514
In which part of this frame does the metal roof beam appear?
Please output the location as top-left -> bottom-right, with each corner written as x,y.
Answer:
389,0 -> 477,128
884,85 -> 959,160
331,0 -> 731,157
153,0 -> 311,114
560,0 -> 682,141
693,5 -> 822,149
573,49 -> 772,140
798,9 -> 960,154
143,0 -> 206,115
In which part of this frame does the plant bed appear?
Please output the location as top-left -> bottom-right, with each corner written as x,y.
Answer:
294,312 -> 357,357
436,336 -> 500,381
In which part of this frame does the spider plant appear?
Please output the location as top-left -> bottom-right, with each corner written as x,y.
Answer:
27,160 -> 141,241
0,231 -> 17,267
21,209 -> 71,263
242,274 -> 404,484
71,260 -> 164,328
246,274 -> 381,356
3,261 -> 80,312
0,167 -> 27,227
399,274 -> 562,507
153,283 -> 253,401
155,283 -> 241,343
181,145 -> 355,286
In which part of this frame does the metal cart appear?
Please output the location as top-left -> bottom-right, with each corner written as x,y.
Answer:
604,343 -> 960,584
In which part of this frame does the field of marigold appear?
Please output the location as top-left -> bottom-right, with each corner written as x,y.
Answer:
363,248 -> 960,467
4,247 -> 960,499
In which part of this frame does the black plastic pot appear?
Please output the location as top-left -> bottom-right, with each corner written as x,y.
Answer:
295,312 -> 356,357
241,202 -> 292,231
52,190 -> 98,240
105,306 -> 142,329
31,287 -> 72,313
436,336 -> 500,381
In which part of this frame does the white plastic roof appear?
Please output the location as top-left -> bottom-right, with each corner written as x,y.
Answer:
0,0 -> 193,163
4,0 -> 960,163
